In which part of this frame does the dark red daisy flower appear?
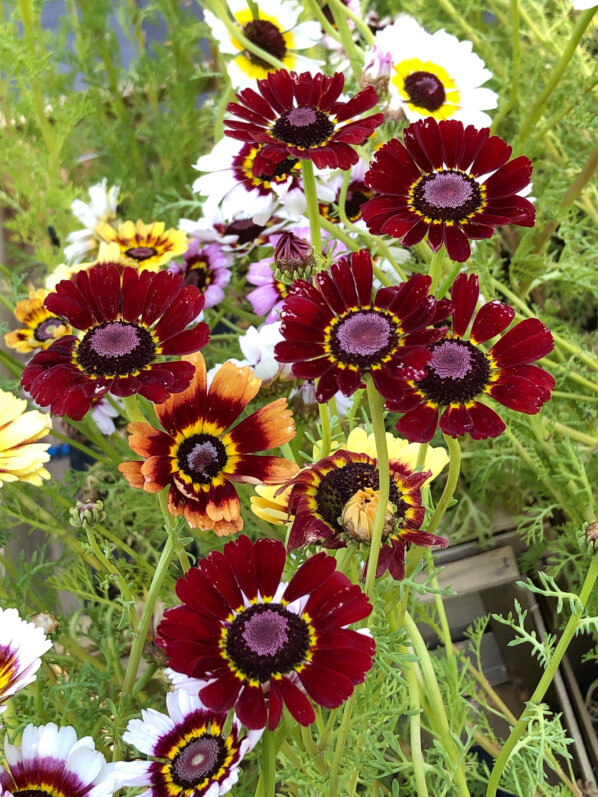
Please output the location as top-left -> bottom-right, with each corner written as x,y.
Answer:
361,117 -> 536,262
119,351 -> 298,536
388,273 -> 555,442
21,264 -> 209,420
284,449 -> 447,580
156,535 -> 375,731
225,69 -> 384,172
274,248 -> 451,403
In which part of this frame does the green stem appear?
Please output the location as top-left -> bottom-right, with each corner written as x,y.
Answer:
415,443 -> 429,471
428,246 -> 445,295
328,0 -> 363,81
121,394 -> 148,424
85,525 -> 138,629
404,658 -> 429,797
158,488 -> 192,573
364,375 -> 390,596
328,692 -> 357,797
50,428 -> 112,467
304,0 -> 342,42
516,8 -> 597,148
116,535 -> 175,759
319,216 -> 360,252
0,346 -> 24,378
553,421 -> 598,448
404,612 -> 470,796
427,435 -> 461,536
301,159 -> 322,253
490,0 -> 520,133
318,402 -> 332,459
257,730 -> 277,797
486,555 -> 598,796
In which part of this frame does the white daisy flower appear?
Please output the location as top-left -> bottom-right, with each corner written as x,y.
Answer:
90,396 -> 121,436
371,14 -> 498,127
64,179 -> 120,263
239,322 -> 294,385
205,0 -> 322,88
179,205 -> 286,253
0,722 -> 116,796
0,606 -> 52,714
113,689 -> 262,797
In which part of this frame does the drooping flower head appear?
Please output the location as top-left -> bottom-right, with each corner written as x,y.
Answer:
0,391 -> 52,487
371,15 -> 498,126
0,723 -> 115,796
274,248 -> 450,402
284,427 -> 448,579
118,352 -> 298,535
205,0 -> 322,88
225,69 -> 384,173
362,117 -> 536,262
114,690 -> 261,797
97,220 -> 188,270
168,239 -> 232,309
22,264 -> 209,420
4,289 -> 70,354
388,273 -> 555,442
0,607 -> 52,714
156,535 -> 375,730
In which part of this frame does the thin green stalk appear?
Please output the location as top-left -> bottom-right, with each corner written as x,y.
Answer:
328,0 -> 363,81
257,730 -> 277,797
319,216 -> 360,252
50,428 -> 112,467
404,611 -> 470,796
340,0 -> 374,45
424,549 -> 453,666
490,0 -> 520,132
0,347 -> 24,378
404,657 -> 429,797
85,526 -> 138,630
415,443 -> 429,471
301,159 -> 322,253
116,535 -> 175,757
318,402 -> 332,459
516,8 -> 597,148
328,693 -> 357,797
364,375 -> 390,596
304,0 -> 342,42
428,245 -> 445,295
68,417 -> 123,465
437,259 -> 463,300
158,488 -> 192,573
486,555 -> 598,796
553,421 -> 598,448
543,359 -> 598,395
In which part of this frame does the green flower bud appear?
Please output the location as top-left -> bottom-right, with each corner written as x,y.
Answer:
69,500 -> 106,528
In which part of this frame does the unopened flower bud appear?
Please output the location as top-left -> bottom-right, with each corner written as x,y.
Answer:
580,521 -> 598,556
30,612 -> 59,634
69,500 -> 106,528
360,47 -> 393,95
341,487 -> 394,543
272,232 -> 317,285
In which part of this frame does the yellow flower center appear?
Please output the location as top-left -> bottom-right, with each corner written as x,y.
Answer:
341,487 -> 395,543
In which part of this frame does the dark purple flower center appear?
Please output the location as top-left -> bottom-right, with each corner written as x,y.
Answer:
403,71 -> 446,112
271,106 -> 335,149
14,791 -> 55,796
171,736 -> 226,788
344,182 -> 374,222
34,317 -> 64,342
221,218 -> 266,246
315,460 -> 408,536
243,19 -> 287,67
178,434 -> 228,484
417,338 -> 491,405
331,309 -> 398,367
183,255 -> 213,291
125,246 -> 157,261
411,170 -> 483,223
76,321 -> 156,377
226,603 -> 310,682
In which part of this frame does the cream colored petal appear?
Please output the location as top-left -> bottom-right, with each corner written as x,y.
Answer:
0,412 -> 51,450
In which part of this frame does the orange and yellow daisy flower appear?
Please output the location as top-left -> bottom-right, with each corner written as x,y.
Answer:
4,289 -> 70,354
97,219 -> 188,270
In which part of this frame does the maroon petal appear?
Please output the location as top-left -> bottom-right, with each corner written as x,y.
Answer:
199,673 -> 243,712
443,223 -> 471,263
461,400 -> 505,439
451,273 -> 479,337
299,664 -> 355,708
159,324 -> 210,355
395,404 -> 439,443
470,301 -> 515,343
277,677 -> 316,727
252,538 -> 286,599
484,156 -> 532,199
439,403 -> 474,437
284,552 -> 336,603
235,683 -> 268,730
489,318 -> 554,366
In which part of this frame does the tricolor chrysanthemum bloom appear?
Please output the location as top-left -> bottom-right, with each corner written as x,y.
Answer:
192,137 -> 306,225
168,239 -> 232,309
370,15 -> 497,127
284,427 -> 448,579
0,607 -> 52,714
274,248 -> 450,402
114,690 -> 261,797
64,178 -> 120,263
4,289 -> 70,353
21,265 -> 209,420
0,391 -> 52,487
205,0 -> 322,88
97,220 -> 188,270
362,117 -> 536,262
156,535 -> 375,730
225,70 -> 384,172
388,273 -> 555,442
118,351 -> 298,535
0,723 -> 115,796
